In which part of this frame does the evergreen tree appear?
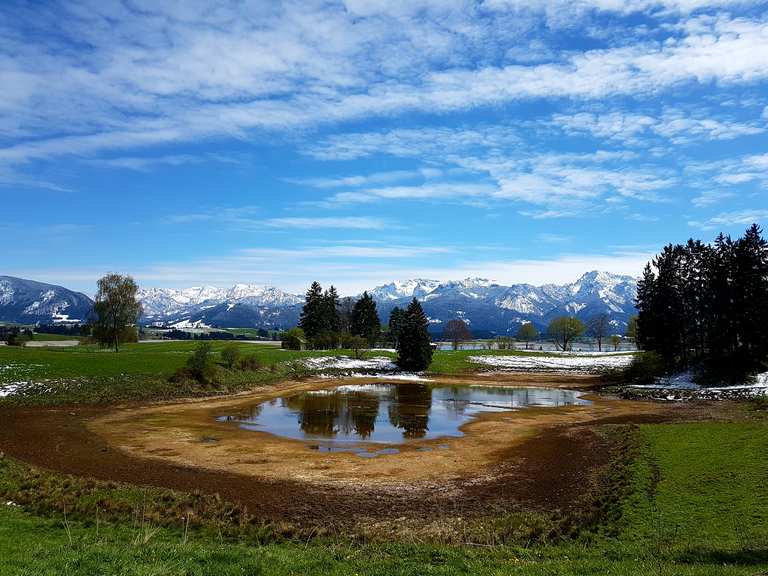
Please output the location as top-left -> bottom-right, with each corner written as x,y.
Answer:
396,298 -> 433,371
636,224 -> 768,382
322,285 -> 341,335
298,281 -> 324,341
350,291 -> 381,347
388,306 -> 405,347
732,224 -> 768,375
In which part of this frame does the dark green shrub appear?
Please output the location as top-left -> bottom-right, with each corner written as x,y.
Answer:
220,343 -> 241,369
236,354 -> 261,371
281,327 -> 305,350
622,351 -> 666,384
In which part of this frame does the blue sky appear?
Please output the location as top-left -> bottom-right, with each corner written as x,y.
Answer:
2,0 -> 767,295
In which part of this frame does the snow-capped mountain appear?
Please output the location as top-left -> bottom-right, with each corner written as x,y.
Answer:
0,276 -> 93,324
138,284 -> 303,328
139,271 -> 637,332
0,271 -> 638,334
373,271 -> 638,335
367,279 -> 441,301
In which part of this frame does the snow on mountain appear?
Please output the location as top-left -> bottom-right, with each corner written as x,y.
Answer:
368,279 -> 441,301
373,271 -> 638,335
0,270 -> 638,333
0,276 -> 93,324
138,284 -> 302,320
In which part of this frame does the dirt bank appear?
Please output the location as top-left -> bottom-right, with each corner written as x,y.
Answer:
0,373 -> 695,526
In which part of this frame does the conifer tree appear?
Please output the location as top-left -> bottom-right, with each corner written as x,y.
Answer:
322,286 -> 341,335
396,298 -> 433,371
388,306 -> 405,347
636,224 -> 768,382
351,291 -> 381,347
298,281 -> 324,342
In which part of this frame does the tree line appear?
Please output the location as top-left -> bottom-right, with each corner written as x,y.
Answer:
292,281 -> 433,370
636,224 -> 768,382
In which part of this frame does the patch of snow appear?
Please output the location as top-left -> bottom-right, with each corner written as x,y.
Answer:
468,354 -> 632,374
0,383 -> 23,397
170,318 -> 211,329
303,356 -> 398,371
348,373 -> 432,382
625,371 -> 768,400
628,372 -> 700,390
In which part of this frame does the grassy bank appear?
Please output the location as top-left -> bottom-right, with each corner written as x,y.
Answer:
0,341 -> 632,406
1,416 -> 766,574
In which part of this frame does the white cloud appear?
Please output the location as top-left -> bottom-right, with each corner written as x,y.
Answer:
1,7 -> 767,168
688,209 -> 768,230
691,189 -> 735,207
262,216 -> 390,230
287,168 -> 439,189
12,249 -> 652,295
551,108 -> 765,145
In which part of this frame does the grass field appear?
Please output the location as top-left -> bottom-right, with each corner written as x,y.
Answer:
0,342 -> 623,406
0,340 -> 629,382
1,419 -> 766,575
30,333 -> 85,341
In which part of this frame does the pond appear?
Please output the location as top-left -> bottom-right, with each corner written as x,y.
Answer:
217,383 -> 590,455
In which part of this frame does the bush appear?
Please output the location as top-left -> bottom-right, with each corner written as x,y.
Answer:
236,354 -> 261,371
172,341 -> 218,385
220,344 -> 241,369
5,329 -> 33,346
281,327 -> 305,350
311,331 -> 340,350
343,334 -> 368,359
622,351 -> 666,384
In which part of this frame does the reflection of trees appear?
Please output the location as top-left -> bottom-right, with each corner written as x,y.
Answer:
346,392 -> 379,439
282,391 -> 381,439
441,385 -> 472,416
388,384 -> 432,439
285,393 -> 341,437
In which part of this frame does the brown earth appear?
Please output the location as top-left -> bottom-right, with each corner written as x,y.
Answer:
0,373 -> 704,527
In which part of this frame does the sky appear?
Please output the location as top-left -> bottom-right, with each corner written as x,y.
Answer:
1,0 -> 767,295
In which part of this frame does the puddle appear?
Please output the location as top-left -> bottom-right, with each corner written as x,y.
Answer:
217,383 -> 590,456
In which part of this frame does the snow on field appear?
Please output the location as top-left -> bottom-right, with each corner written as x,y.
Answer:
537,350 -> 633,356
349,373 -> 432,382
0,378 -> 84,399
303,356 -> 398,372
468,354 -> 633,374
0,383 -> 23,397
626,371 -> 768,400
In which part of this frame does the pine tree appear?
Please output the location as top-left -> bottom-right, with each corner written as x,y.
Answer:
351,291 -> 381,347
322,286 -> 341,334
388,307 -> 405,347
732,224 -> 768,375
298,281 -> 324,342
636,224 -> 768,382
396,298 -> 433,371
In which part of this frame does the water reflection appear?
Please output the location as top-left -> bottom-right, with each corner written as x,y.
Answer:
217,383 -> 590,446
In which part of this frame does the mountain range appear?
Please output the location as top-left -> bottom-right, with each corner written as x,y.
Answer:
0,271 -> 638,335
0,276 -> 93,325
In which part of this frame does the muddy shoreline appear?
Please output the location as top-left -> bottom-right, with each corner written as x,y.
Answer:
0,373 -> 698,526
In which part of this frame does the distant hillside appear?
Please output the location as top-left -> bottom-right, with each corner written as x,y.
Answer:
0,276 -> 93,324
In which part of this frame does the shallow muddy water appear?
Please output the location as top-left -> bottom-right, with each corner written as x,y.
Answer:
217,383 -> 590,454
